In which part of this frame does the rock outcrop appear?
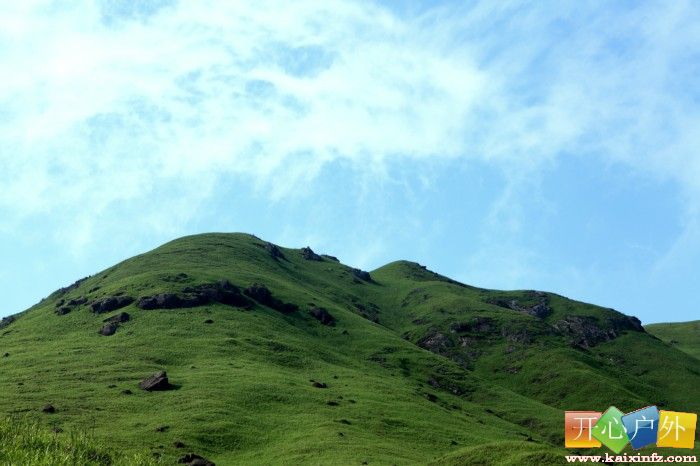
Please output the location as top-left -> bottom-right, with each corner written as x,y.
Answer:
98,323 -> 118,336
553,314 -> 643,348
301,247 -> 322,261
138,281 -> 252,310
243,283 -> 298,314
487,292 -> 551,319
139,371 -> 171,391
265,242 -> 284,260
417,329 -> 453,355
54,296 -> 89,316
450,317 -> 495,334
53,277 -> 89,297
98,312 -> 131,336
178,453 -> 215,466
309,307 -> 336,326
104,312 -> 130,324
351,268 -> 372,282
91,296 -> 134,314
0,315 -> 16,330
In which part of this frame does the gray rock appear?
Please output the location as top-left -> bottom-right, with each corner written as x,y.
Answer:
351,268 -> 372,282
178,453 -> 215,466
244,283 -> 298,314
265,242 -> 284,259
103,312 -> 130,324
42,404 -> 56,414
301,247 -> 322,261
138,281 -> 251,310
417,330 -> 453,354
99,323 -> 118,336
0,316 -> 16,329
91,296 -> 134,314
139,370 -> 171,391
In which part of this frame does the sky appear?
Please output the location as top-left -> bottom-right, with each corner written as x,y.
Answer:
1,0 -> 699,324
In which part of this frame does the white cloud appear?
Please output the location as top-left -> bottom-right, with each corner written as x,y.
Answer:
0,0 -> 698,267
0,0 -> 491,247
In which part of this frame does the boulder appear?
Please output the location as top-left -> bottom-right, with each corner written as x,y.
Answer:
312,381 -> 327,388
137,293 -> 183,310
554,313 -> 643,348
417,330 -> 453,355
608,314 -> 644,333
244,283 -> 273,304
138,281 -> 251,310
55,307 -> 72,316
351,268 -> 372,282
139,370 -> 171,391
244,283 -> 297,314
487,293 -> 551,319
553,316 -> 617,348
178,454 -> 215,466
103,312 -> 130,324
309,307 -> 336,326
265,242 -> 284,260
42,404 -> 56,414
99,323 -> 118,336
301,246 -> 322,261
67,296 -> 88,306
450,317 -> 495,334
0,316 -> 16,330
183,281 -> 250,307
53,277 -> 89,297
91,296 -> 134,314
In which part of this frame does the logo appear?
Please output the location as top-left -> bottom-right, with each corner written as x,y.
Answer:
565,406 -> 697,451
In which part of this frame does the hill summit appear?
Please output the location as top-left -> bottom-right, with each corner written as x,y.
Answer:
0,233 -> 698,464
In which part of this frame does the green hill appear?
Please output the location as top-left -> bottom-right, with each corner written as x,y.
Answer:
0,233 -> 698,465
646,320 -> 700,360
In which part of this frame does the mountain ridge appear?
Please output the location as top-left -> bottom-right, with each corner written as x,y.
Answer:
0,232 -> 697,465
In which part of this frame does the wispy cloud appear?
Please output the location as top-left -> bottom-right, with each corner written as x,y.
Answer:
0,1 -> 698,316
0,1 -> 488,233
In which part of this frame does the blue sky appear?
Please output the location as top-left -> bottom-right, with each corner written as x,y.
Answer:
1,1 -> 699,324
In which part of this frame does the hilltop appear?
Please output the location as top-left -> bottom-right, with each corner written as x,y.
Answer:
0,233 -> 698,465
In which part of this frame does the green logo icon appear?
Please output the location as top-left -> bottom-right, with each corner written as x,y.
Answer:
592,406 -> 629,453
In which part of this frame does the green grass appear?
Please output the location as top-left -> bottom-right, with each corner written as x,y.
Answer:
646,320 -> 700,360
0,233 -> 698,464
0,417 -> 158,466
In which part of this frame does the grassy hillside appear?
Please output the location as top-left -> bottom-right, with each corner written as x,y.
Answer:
0,417 -> 157,466
0,233 -> 697,465
646,320 -> 700,360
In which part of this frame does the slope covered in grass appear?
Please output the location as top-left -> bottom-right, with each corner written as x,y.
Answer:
0,417 -> 157,466
0,233 -> 698,464
646,320 -> 700,360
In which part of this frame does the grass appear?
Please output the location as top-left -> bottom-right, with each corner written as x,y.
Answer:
0,417 -> 158,466
646,320 -> 700,360
0,233 -> 698,464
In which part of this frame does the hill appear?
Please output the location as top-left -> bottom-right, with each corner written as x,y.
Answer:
646,320 -> 700,360
0,233 -> 698,465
